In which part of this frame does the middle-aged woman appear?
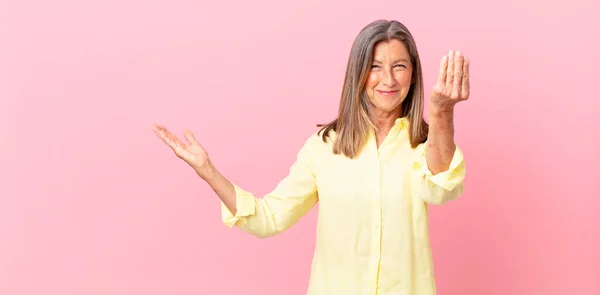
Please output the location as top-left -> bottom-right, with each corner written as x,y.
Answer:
153,19 -> 470,295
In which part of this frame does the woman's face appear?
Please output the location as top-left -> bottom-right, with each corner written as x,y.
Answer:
365,39 -> 413,116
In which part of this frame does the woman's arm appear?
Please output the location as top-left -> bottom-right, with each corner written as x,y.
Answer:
426,49 -> 470,174
413,50 -> 470,205
152,125 -> 318,238
425,108 -> 457,175
218,137 -> 319,238
202,165 -> 238,214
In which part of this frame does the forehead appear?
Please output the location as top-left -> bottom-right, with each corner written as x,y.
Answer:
372,39 -> 409,59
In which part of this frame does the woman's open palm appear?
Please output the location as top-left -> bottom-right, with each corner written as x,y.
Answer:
152,124 -> 211,173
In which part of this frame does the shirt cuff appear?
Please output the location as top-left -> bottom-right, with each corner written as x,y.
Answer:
416,145 -> 465,191
221,184 -> 256,228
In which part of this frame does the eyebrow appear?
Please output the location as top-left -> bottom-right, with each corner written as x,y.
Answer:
373,59 -> 410,64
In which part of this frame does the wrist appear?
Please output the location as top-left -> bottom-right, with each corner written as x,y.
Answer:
196,161 -> 218,182
428,105 -> 455,138
430,105 -> 454,117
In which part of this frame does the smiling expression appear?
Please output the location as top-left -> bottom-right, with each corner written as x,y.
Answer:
365,39 -> 413,116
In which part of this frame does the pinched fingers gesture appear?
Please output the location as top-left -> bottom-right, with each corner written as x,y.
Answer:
431,50 -> 470,110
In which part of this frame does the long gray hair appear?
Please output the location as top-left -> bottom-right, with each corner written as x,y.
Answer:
318,19 -> 428,159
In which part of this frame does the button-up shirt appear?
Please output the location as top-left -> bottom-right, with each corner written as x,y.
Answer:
221,117 -> 466,295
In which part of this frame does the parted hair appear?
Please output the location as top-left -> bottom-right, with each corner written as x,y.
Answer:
318,19 -> 429,159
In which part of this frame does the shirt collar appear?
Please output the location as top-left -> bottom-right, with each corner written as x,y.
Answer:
394,116 -> 409,130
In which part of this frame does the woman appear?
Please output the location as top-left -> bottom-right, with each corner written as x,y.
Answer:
153,19 -> 469,295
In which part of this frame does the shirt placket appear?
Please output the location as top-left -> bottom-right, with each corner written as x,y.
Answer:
368,148 -> 383,295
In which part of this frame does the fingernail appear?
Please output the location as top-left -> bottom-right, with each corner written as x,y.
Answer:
456,50 -> 462,56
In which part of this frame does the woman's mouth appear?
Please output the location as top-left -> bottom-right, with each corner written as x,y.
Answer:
376,90 -> 399,96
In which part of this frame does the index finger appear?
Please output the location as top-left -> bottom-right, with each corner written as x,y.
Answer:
437,55 -> 448,85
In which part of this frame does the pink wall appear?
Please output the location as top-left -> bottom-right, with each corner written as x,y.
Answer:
2,0 -> 599,294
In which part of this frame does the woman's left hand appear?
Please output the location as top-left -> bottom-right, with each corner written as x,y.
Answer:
430,50 -> 470,112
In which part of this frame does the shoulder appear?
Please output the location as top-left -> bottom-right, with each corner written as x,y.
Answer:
413,140 -> 427,154
296,130 -> 336,157
309,129 -> 337,148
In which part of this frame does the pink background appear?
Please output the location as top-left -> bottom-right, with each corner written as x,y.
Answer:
1,0 -> 599,294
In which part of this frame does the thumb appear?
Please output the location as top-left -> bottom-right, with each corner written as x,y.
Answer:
184,129 -> 200,146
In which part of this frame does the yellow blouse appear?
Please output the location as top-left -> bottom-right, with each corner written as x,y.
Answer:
221,117 -> 466,295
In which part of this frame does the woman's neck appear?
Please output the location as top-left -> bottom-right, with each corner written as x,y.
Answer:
371,109 -> 401,147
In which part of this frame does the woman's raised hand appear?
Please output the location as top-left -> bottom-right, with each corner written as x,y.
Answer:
430,50 -> 470,112
152,124 -> 213,178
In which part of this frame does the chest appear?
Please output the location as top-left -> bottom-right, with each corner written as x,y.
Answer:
313,141 -> 418,211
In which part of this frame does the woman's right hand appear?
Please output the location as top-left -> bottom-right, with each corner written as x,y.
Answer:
152,124 -> 214,179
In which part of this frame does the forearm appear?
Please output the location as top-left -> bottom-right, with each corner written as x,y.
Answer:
206,160 -> 318,238
426,107 -> 456,175
200,163 -> 238,214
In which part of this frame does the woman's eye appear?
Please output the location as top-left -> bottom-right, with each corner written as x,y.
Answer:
371,65 -> 381,69
395,64 -> 407,68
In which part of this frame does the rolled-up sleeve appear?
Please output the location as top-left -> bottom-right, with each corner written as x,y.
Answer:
220,136 -> 319,238
221,185 -> 257,228
413,144 -> 466,205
